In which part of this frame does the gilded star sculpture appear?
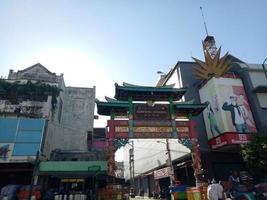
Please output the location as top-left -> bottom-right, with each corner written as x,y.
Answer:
192,42 -> 232,80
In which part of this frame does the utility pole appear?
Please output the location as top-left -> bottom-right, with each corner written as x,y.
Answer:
166,139 -> 175,187
129,148 -> 133,184
28,150 -> 40,200
262,57 -> 267,79
129,141 -> 135,196
132,141 -> 135,187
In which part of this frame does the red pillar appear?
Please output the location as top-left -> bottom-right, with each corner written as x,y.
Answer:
189,120 -> 204,186
107,120 -> 116,176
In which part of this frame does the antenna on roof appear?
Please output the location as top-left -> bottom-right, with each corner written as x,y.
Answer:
200,6 -> 209,36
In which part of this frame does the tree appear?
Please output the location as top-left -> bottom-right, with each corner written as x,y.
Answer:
241,134 -> 267,182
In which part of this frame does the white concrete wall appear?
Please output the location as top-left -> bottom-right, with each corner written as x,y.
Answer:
8,64 -> 59,83
248,70 -> 267,108
256,93 -> 267,108
43,122 -> 88,158
43,86 -> 95,157
249,71 -> 267,88
166,68 -> 182,89
60,87 -> 95,132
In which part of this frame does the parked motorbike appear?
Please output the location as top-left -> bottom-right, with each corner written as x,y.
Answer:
229,183 -> 267,200
254,183 -> 267,200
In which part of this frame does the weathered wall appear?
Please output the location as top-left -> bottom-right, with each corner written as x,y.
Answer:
0,97 -> 52,118
8,64 -> 62,83
60,87 -> 95,132
43,122 -> 88,157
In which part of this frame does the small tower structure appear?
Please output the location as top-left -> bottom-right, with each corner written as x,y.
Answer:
203,35 -> 217,58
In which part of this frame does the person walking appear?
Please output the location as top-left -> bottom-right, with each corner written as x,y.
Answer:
207,179 -> 224,200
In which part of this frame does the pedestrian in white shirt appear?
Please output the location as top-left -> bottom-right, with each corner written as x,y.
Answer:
208,179 -> 224,200
218,181 -> 224,200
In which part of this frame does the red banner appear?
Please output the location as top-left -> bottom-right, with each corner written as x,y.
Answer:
209,133 -> 252,149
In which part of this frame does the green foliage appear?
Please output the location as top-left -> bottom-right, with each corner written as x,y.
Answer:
0,79 -> 61,110
241,134 -> 267,181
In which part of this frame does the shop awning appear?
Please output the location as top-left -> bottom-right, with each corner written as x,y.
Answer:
39,161 -> 107,175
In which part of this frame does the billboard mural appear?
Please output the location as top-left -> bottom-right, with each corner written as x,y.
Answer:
0,118 -> 46,162
199,77 -> 256,140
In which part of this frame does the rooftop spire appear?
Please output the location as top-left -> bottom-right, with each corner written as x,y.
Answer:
200,6 -> 209,36
200,6 -> 217,58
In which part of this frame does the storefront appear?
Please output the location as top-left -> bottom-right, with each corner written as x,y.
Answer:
38,161 -> 108,198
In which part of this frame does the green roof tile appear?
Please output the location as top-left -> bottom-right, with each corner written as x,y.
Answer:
39,161 -> 107,172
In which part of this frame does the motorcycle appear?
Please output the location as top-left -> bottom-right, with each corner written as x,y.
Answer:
254,183 -> 267,200
229,183 -> 267,200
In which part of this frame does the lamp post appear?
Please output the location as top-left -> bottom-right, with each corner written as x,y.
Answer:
27,151 -> 47,200
262,57 -> 267,79
88,165 -> 101,200
157,139 -> 175,187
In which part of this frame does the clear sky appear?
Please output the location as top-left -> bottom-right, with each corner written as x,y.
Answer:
0,1 -> 266,160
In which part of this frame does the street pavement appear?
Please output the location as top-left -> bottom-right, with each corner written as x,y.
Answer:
130,196 -> 165,200
130,197 -> 152,200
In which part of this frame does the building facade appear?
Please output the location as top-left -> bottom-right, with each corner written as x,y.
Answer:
0,63 -> 96,188
157,37 -> 267,181
123,37 -> 267,197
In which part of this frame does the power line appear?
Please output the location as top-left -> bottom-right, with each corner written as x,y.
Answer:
134,151 -> 166,161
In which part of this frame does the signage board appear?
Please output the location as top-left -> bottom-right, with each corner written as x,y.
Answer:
154,167 -> 171,180
109,120 -> 190,139
209,133 -> 252,149
134,104 -> 170,120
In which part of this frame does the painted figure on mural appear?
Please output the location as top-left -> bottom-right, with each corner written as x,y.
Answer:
206,102 -> 221,137
237,94 -> 255,129
222,96 -> 249,133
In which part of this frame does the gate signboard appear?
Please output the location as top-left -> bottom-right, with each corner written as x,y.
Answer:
109,120 -> 190,139
134,104 -> 170,120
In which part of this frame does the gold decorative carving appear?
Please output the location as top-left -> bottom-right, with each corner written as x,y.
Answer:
115,126 -> 189,133
176,127 -> 189,132
192,42 -> 232,80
